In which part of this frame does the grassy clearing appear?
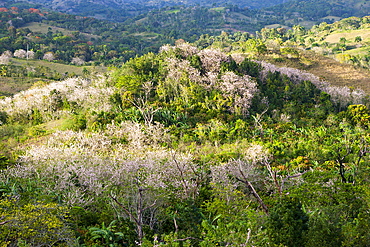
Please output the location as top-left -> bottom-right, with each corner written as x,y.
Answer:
131,32 -> 160,40
298,21 -> 316,29
0,77 -> 39,97
324,29 -> 370,43
210,7 -> 226,12
165,9 -> 180,14
320,16 -> 342,22
135,17 -> 148,25
265,24 -> 290,29
228,12 -> 252,22
305,53 -> 370,93
21,22 -> 101,40
230,12 -> 249,20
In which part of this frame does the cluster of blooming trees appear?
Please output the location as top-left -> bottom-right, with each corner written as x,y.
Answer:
0,49 -> 87,66
0,77 -> 115,122
3,121 -> 202,243
157,45 -> 260,117
13,49 -> 35,59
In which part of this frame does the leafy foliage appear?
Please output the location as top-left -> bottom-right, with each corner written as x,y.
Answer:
0,36 -> 370,247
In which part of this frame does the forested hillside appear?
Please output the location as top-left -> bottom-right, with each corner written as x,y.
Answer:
0,40 -> 370,246
1,1 -> 370,245
3,0 -> 285,19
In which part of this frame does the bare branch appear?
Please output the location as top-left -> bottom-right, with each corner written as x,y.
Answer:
173,237 -> 200,242
237,165 -> 269,214
0,216 -> 10,225
171,150 -> 190,197
109,193 -> 140,226
142,200 -> 157,212
281,170 -> 308,191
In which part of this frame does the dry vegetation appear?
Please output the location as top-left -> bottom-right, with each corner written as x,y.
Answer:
0,78 -> 37,97
262,50 -> 370,94
324,29 -> 370,43
303,51 -> 370,92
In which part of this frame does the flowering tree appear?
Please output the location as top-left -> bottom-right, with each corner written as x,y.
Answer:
71,57 -> 85,66
256,61 -> 366,110
157,57 -> 202,102
210,144 -> 271,213
0,77 -> 115,122
13,49 -> 26,58
0,51 -> 12,64
43,52 -> 55,62
160,42 -> 199,58
5,121 -> 201,242
27,50 -> 35,59
219,71 -> 259,116
198,48 -> 229,73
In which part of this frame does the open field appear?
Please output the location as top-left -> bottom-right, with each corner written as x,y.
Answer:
165,9 -> 180,14
298,21 -> 316,29
0,78 -> 39,97
307,53 -> 370,93
324,29 -> 370,43
320,16 -> 342,22
262,50 -> 370,94
210,7 -> 226,12
21,22 -> 101,40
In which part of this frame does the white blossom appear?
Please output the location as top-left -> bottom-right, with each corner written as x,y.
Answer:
27,50 -> 35,59
0,76 -> 115,121
43,52 -> 55,61
210,144 -> 270,190
220,71 -> 259,116
230,53 -> 246,64
198,48 -> 229,73
159,43 -> 199,58
14,49 -> 26,58
165,57 -> 202,83
0,50 -> 12,64
71,57 -> 85,66
3,122 -> 199,206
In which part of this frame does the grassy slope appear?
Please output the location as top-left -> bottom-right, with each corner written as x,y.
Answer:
0,78 -> 36,97
21,22 -> 101,40
324,29 -> 370,43
0,58 -> 107,96
262,50 -> 370,93
302,51 -> 370,92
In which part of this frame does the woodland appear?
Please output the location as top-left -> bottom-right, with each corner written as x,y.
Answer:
0,1 -> 370,247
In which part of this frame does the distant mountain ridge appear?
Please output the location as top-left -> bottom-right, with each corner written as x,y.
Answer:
4,0 -> 370,24
21,0 -> 286,9
3,0 -> 285,18
266,0 -> 370,20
